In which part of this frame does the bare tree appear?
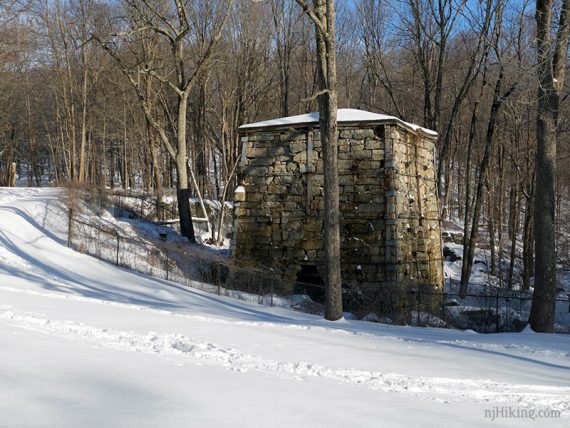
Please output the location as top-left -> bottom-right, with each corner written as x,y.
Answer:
0,1 -> 35,185
270,0 -> 302,117
357,0 -> 406,117
459,0 -> 519,296
405,1 -> 496,219
402,0 -> 465,131
95,0 -> 235,242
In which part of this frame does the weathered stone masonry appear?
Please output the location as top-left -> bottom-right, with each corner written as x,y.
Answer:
231,112 -> 443,316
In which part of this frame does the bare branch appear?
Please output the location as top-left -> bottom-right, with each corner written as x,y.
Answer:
294,0 -> 327,38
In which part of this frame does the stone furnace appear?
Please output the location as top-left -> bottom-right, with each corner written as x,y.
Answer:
231,109 -> 443,317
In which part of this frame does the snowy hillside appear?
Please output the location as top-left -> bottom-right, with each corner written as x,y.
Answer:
0,187 -> 569,427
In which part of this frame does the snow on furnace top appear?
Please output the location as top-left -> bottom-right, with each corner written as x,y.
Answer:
239,108 -> 437,137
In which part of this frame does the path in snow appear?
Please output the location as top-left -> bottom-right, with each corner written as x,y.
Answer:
1,304 -> 569,411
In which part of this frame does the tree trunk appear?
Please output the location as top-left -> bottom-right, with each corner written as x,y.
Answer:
460,92 -> 483,288
307,0 -> 343,320
487,181 -> 497,277
317,4 -> 342,321
522,182 -> 535,291
507,187 -> 520,289
78,36 -> 88,183
497,145 -> 505,284
9,162 -> 17,187
530,0 -> 570,332
531,86 -> 557,331
176,93 -> 196,243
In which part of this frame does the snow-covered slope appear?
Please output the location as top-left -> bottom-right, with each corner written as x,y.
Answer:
0,187 -> 569,427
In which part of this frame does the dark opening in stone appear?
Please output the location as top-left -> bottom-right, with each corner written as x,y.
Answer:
294,265 -> 325,303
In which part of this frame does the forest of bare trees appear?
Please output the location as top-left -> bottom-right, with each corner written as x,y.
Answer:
2,0 -> 570,329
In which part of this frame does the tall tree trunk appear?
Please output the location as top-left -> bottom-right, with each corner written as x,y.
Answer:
507,187 -> 520,289
530,0 -> 570,332
461,88 -> 484,285
522,180 -> 535,291
78,0 -> 89,184
296,0 -> 343,320
176,92 -> 196,243
318,0 -> 342,321
532,87 -> 557,330
193,80 -> 208,197
487,180 -> 497,277
497,145 -> 505,284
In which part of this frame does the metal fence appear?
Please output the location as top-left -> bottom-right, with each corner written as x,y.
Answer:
67,211 -> 288,306
401,285 -> 569,333
66,202 -> 570,333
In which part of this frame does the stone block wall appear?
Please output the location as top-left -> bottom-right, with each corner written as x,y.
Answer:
231,122 -> 443,317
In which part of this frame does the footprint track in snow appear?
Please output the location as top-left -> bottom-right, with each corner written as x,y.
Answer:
1,306 -> 569,414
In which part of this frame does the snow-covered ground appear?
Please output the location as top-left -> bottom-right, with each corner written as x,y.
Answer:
1,187 -> 569,427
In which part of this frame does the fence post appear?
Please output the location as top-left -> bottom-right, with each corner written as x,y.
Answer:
217,262 -> 221,295
495,290 -> 500,333
166,249 -> 169,281
416,288 -> 421,326
67,208 -> 73,248
216,262 -> 221,291
116,234 -> 120,266
271,271 -> 274,307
